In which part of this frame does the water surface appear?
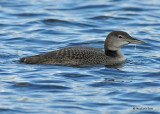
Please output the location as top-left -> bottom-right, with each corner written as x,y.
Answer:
0,0 -> 160,114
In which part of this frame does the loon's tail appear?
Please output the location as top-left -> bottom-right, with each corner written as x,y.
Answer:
19,56 -> 40,64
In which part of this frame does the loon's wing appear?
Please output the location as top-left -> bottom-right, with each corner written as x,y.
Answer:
20,46 -> 104,64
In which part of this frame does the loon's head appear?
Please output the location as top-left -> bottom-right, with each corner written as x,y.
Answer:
105,31 -> 146,51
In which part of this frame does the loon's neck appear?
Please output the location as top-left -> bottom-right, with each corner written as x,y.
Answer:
105,48 -> 124,58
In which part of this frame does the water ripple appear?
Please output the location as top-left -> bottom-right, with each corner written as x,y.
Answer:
42,19 -> 97,27
0,0 -> 160,113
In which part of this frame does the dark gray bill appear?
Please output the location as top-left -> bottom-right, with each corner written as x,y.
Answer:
128,38 -> 146,44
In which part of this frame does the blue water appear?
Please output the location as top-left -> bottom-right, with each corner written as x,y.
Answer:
0,0 -> 160,114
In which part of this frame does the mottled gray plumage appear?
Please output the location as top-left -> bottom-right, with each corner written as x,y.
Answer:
20,31 -> 145,65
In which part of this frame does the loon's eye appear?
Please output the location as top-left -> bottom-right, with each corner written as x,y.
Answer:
118,35 -> 123,39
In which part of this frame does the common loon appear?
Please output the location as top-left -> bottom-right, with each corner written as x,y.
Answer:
20,31 -> 146,65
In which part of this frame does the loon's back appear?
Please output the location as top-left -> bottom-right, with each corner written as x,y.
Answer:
20,46 -> 113,65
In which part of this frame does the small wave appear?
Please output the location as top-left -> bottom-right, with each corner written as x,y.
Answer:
12,82 -> 70,90
41,19 -> 97,27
